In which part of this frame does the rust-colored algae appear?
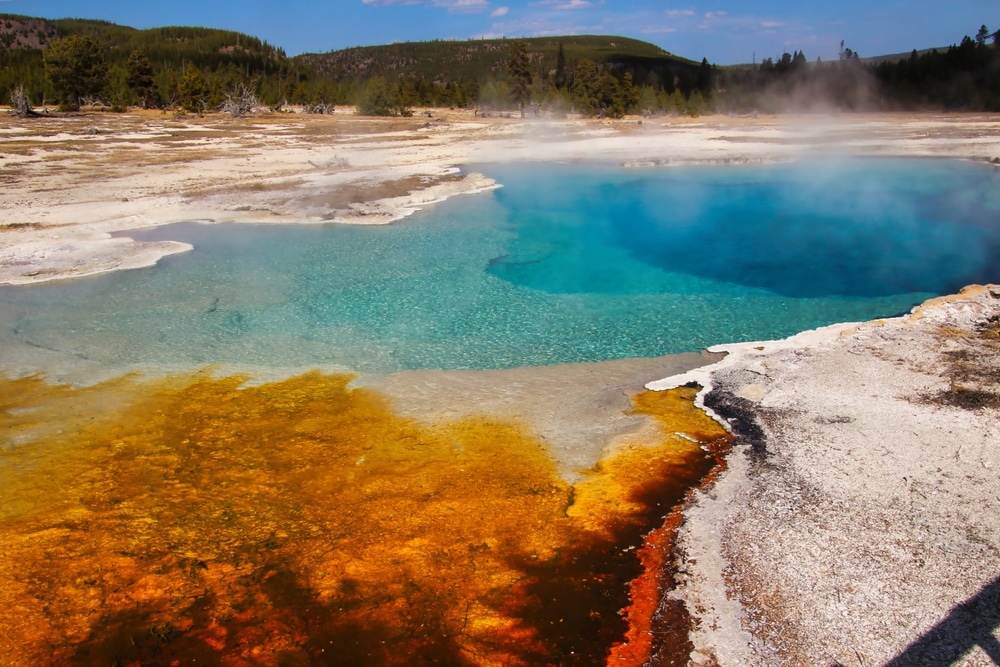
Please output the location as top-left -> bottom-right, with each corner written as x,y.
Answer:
0,372 -> 727,666
596,388 -> 732,667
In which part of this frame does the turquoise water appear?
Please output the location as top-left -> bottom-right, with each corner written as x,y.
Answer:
1,158 -> 998,373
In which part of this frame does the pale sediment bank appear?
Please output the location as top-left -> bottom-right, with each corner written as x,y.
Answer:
356,350 -> 724,482
650,285 -> 1000,666
0,226 -> 192,285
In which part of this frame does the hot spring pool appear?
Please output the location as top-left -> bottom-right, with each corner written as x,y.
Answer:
1,156 -> 999,666
2,157 -> 998,375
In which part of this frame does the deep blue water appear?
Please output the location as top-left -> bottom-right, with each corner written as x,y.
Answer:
1,158 -> 998,373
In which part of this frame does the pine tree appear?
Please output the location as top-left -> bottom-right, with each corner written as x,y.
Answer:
571,59 -> 599,115
507,40 -> 532,117
975,25 -> 990,47
620,71 -> 638,114
178,63 -> 208,112
554,42 -> 567,90
43,35 -> 108,110
697,57 -> 714,94
357,75 -> 410,116
126,50 -> 156,108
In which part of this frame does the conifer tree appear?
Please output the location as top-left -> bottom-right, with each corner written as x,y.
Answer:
357,75 -> 410,116
178,63 -> 208,112
975,25 -> 990,46
554,42 -> 567,90
126,50 -> 156,108
43,35 -> 108,110
507,40 -> 532,117
571,59 -> 599,115
697,57 -> 714,94
620,71 -> 638,113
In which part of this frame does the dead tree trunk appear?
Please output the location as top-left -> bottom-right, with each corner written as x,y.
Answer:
10,85 -> 39,118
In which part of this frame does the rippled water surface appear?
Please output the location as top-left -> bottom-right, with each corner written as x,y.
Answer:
2,158 -> 998,374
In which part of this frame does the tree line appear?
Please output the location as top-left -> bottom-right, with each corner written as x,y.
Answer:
714,27 -> 1000,113
346,25 -> 1000,116
873,27 -> 1000,110
4,14 -> 999,117
2,17 -> 714,116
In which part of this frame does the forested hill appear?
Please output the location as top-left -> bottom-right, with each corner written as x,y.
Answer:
1,18 -> 708,113
0,14 -> 287,65
0,14 -> 305,105
299,36 -> 697,84
295,35 -> 705,110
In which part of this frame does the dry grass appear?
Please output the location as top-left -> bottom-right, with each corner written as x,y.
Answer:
296,173 -> 464,213
179,170 -> 466,216
937,325 -> 971,338
41,152 -> 80,162
980,314 -> 1000,340
0,115 -> 388,198
922,310 -> 1000,411
0,222 -> 41,232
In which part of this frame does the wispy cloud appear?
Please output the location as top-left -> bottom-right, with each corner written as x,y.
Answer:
362,0 -> 491,13
641,26 -> 678,35
534,0 -> 595,9
469,1 -> 821,62
487,14 -> 595,38
481,0 -> 614,37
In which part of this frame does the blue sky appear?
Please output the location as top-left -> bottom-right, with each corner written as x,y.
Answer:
2,0 -> 996,64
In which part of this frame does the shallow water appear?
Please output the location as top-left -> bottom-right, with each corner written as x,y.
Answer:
2,158 -> 996,376
0,373 -> 727,665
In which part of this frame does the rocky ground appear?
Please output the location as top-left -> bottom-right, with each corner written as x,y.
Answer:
652,285 -> 1000,666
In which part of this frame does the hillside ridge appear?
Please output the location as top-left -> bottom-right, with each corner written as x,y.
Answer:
299,34 -> 695,80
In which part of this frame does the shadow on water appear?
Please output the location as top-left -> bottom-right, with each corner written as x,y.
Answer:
501,448 -> 716,666
70,561 -> 479,667
65,447 -> 717,667
881,574 -> 1000,667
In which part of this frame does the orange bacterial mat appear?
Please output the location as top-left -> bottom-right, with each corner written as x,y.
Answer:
0,371 -> 729,666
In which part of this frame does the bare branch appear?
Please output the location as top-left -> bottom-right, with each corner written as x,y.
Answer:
305,102 -> 335,115
220,82 -> 261,118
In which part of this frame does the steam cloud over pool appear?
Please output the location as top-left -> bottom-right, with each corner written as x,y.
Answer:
1,158 -> 997,375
